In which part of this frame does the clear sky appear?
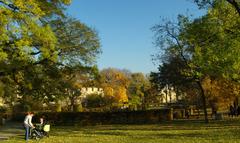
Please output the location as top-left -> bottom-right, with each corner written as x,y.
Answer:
67,0 -> 205,74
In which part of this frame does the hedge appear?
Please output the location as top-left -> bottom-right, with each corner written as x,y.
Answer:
12,109 -> 173,126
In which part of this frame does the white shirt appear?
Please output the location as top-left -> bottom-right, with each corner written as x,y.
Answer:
24,115 -> 34,127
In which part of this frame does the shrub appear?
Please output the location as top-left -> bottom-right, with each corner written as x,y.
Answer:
55,104 -> 62,112
84,94 -> 105,108
73,104 -> 83,112
0,106 -> 7,113
13,103 -> 32,112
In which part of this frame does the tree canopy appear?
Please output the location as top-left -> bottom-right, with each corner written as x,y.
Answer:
151,0 -> 240,122
193,0 -> 240,16
0,0 -> 102,111
0,0 -> 72,77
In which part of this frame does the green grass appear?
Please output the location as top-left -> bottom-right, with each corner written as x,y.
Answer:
3,119 -> 240,143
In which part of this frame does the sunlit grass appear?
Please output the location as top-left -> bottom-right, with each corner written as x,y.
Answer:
3,119 -> 240,143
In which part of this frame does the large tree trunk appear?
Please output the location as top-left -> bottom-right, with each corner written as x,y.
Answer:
197,80 -> 209,123
69,97 -> 75,112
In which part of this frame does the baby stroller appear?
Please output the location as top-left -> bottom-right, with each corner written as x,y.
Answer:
31,124 -> 50,140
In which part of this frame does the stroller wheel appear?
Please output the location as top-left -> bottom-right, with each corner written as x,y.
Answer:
31,129 -> 43,140
32,133 -> 38,140
44,132 -> 49,137
32,132 -> 36,138
35,136 -> 40,140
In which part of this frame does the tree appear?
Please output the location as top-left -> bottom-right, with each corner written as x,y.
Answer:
152,0 -> 240,123
0,0 -> 70,108
128,73 -> 150,109
49,17 -> 101,111
114,86 -> 128,103
202,77 -> 240,114
60,65 -> 100,111
0,0 -> 71,77
0,1 -> 103,111
102,86 -> 115,106
193,0 -> 240,16
100,68 -> 130,88
100,68 -> 130,104
50,17 -> 101,67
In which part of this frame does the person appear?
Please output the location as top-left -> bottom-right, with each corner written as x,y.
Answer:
229,105 -> 234,117
1,114 -> 6,126
38,116 -> 45,131
185,109 -> 190,119
237,106 -> 240,116
40,116 -> 44,125
23,112 -> 35,141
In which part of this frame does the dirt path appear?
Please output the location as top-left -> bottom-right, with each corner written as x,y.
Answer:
0,122 -> 24,141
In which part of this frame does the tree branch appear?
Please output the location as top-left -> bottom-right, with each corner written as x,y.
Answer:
0,0 -> 19,11
165,27 -> 189,67
30,51 -> 41,55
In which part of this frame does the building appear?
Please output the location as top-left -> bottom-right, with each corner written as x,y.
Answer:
80,87 -> 104,98
158,85 -> 181,104
80,87 -> 105,106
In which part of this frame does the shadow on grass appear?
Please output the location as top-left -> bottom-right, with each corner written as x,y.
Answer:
33,119 -> 240,142
0,130 -> 23,134
3,119 -> 240,143
52,119 -> 240,134
12,135 -> 25,140
80,128 -> 240,141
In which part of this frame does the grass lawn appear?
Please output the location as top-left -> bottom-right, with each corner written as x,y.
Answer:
2,119 -> 240,143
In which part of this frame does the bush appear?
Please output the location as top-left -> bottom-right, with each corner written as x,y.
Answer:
55,104 -> 62,112
73,104 -> 83,112
84,94 -> 105,108
0,106 -> 7,113
23,104 -> 31,112
13,103 -> 32,112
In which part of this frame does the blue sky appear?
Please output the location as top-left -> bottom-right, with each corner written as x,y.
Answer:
67,0 -> 205,74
